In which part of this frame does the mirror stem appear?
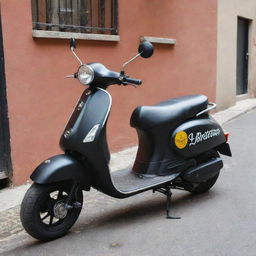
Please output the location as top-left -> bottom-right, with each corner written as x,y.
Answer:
71,47 -> 83,65
121,52 -> 142,72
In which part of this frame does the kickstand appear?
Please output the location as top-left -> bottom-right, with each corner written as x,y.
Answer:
154,187 -> 181,219
166,188 -> 181,220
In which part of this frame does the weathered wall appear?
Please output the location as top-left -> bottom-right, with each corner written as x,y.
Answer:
216,0 -> 256,110
1,0 -> 217,185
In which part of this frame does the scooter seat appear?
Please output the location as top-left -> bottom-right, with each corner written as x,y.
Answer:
131,94 -> 208,129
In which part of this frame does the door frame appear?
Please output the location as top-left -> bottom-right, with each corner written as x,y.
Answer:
236,17 -> 250,96
0,7 -> 12,180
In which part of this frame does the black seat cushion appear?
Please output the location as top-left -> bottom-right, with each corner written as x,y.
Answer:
130,94 -> 208,129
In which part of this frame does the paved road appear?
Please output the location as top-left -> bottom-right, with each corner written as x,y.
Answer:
0,109 -> 256,256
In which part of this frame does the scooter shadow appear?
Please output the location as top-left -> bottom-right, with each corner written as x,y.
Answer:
72,189 -> 220,233
19,189 -> 220,249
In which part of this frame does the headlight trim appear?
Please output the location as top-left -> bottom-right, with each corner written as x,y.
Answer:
77,65 -> 94,85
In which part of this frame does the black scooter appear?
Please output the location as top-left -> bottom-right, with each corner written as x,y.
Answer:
20,39 -> 232,241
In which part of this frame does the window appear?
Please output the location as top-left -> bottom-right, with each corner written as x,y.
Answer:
31,0 -> 118,36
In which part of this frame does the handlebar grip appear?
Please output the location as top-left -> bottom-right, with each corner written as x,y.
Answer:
124,77 -> 142,85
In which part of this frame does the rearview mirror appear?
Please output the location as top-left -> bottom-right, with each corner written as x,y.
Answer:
121,41 -> 154,72
138,41 -> 154,58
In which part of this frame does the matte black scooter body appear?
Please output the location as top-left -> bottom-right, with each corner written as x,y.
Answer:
32,85 -> 230,198
32,85 -> 231,197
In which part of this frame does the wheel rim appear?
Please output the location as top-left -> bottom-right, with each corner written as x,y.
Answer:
53,200 -> 68,219
39,187 -> 78,227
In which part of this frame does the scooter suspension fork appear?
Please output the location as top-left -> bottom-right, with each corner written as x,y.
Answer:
65,182 -> 82,210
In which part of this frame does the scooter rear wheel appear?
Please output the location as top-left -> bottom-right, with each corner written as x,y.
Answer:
20,181 -> 83,241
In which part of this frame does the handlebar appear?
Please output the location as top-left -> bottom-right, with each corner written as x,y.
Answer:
122,76 -> 142,86
74,62 -> 143,88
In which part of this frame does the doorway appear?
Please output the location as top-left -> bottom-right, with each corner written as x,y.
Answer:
236,17 -> 250,95
0,10 -> 12,180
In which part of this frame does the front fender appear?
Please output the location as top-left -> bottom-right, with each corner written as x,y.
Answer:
30,154 -> 91,191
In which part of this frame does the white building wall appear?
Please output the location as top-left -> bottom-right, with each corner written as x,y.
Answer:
216,0 -> 256,110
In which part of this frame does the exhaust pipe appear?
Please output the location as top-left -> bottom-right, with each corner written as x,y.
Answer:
182,157 -> 223,183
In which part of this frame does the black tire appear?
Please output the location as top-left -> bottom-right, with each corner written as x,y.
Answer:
20,181 -> 83,241
183,150 -> 220,194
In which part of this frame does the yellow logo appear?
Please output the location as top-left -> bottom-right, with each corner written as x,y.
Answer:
174,131 -> 188,149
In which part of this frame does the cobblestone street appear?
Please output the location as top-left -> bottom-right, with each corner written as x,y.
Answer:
0,206 -> 22,241
0,188 -> 130,253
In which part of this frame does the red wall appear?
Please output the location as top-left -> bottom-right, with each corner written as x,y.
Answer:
1,0 -> 217,185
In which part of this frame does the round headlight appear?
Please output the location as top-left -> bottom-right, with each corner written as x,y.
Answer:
77,65 -> 94,85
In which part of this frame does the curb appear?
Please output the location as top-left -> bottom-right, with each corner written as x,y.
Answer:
213,98 -> 256,125
0,184 -> 30,212
0,98 -> 256,213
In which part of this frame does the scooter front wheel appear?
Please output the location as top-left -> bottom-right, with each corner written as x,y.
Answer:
20,181 -> 83,241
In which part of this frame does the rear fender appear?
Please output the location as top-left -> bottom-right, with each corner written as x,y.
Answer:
215,142 -> 232,157
30,154 -> 91,191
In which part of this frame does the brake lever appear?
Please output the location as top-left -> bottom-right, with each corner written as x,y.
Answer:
129,83 -> 140,88
119,71 -> 140,88
121,81 -> 140,88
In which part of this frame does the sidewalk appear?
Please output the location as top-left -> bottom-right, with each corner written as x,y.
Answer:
1,97 -> 256,213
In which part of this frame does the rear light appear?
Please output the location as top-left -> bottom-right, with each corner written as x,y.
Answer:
224,132 -> 229,142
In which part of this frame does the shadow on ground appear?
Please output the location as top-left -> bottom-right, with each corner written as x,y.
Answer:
0,188 -> 220,255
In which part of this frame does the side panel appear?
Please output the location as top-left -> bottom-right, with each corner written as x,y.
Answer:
171,117 -> 226,158
132,126 -> 186,176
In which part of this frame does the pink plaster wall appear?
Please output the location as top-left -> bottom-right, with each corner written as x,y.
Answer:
1,0 -> 217,185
